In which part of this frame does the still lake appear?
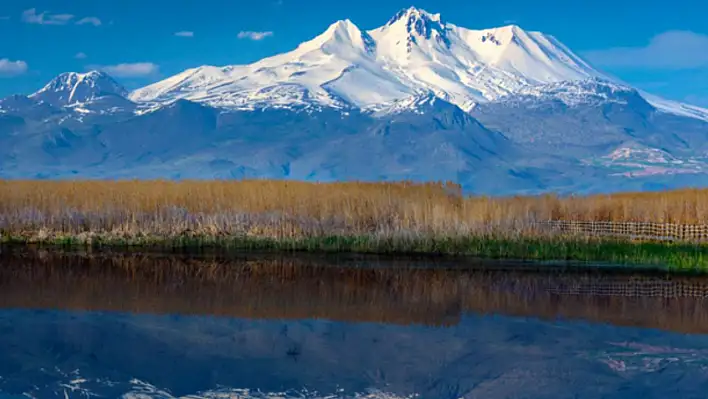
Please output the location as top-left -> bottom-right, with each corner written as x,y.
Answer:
1,248 -> 707,398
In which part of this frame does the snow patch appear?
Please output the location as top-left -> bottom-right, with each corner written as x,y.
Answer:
583,144 -> 708,177
498,79 -> 639,107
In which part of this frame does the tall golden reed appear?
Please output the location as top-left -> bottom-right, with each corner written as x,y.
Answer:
1,179 -> 707,240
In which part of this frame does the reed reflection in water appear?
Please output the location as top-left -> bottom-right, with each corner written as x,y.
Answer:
1,248 -> 708,333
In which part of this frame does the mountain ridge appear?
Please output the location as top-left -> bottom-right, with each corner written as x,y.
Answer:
124,7 -> 705,122
126,7 -> 613,113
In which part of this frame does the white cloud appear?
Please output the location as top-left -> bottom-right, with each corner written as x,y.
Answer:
76,17 -> 102,26
22,8 -> 101,27
584,31 -> 708,69
237,30 -> 273,41
174,31 -> 194,37
75,52 -> 88,60
95,62 -> 159,77
22,8 -> 74,25
0,59 -> 28,77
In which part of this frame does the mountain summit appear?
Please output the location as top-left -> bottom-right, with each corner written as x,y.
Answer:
382,6 -> 451,50
30,71 -> 128,107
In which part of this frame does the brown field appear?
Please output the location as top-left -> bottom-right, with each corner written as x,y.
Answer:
1,180 -> 708,242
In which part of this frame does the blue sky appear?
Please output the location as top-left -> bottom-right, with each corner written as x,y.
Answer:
1,0 -> 707,106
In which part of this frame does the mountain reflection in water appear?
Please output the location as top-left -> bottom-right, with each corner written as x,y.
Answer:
0,248 -> 708,398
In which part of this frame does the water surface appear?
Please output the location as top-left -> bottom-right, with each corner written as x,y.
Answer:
1,249 -> 707,398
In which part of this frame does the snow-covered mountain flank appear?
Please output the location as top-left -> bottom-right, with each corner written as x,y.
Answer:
2,7 -> 708,194
130,7 -> 603,112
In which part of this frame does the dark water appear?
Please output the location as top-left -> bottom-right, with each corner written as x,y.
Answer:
1,248 -> 708,398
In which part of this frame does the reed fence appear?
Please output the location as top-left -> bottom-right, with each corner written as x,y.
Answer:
533,220 -> 708,243
542,278 -> 708,298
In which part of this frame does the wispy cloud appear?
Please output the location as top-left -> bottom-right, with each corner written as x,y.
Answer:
22,8 -> 74,25
75,52 -> 88,60
174,31 -> 194,37
237,30 -> 273,41
22,8 -> 102,27
584,31 -> 708,70
0,16 -> 10,21
0,59 -> 28,77
76,16 -> 102,26
93,62 -> 159,77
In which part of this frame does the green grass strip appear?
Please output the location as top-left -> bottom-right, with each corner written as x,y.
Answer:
3,233 -> 708,273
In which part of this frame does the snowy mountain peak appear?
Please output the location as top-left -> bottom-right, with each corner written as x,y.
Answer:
386,7 -> 442,26
454,23 -> 602,85
478,25 -> 524,47
297,19 -> 376,56
378,6 -> 450,52
30,70 -> 128,107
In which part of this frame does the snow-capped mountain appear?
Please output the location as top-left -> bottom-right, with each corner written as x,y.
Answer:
127,6 -> 708,122
2,6 -> 708,194
129,7 -> 604,113
30,71 -> 129,107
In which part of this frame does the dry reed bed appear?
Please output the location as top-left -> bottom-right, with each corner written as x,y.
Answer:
2,180 -> 708,242
3,250 -> 708,333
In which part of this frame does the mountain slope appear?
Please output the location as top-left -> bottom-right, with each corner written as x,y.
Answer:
471,79 -> 708,184
0,94 -> 540,191
472,79 -> 708,152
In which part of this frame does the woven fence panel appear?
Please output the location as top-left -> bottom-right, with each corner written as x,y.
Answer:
532,220 -> 708,243
544,278 -> 708,298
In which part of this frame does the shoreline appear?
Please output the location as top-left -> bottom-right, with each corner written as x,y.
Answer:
3,233 -> 707,272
